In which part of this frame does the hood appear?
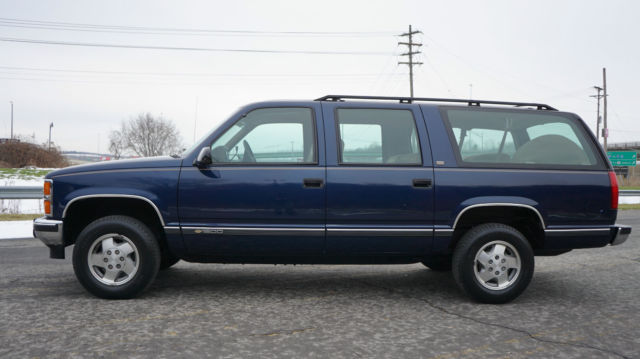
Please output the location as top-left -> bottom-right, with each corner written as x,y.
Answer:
46,156 -> 183,178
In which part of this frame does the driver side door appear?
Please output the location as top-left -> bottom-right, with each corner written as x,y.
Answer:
178,105 -> 326,257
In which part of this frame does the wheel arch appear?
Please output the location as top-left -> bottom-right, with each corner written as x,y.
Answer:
450,202 -> 546,251
62,195 -> 168,251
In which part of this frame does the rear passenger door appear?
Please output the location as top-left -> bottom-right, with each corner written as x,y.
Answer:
321,102 -> 434,255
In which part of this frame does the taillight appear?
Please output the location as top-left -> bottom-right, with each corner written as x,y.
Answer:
608,171 -> 618,209
44,179 -> 52,216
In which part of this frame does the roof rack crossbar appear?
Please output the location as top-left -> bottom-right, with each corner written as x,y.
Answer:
314,95 -> 557,111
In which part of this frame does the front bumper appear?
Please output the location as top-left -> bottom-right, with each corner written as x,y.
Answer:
33,217 -> 63,246
611,225 -> 632,246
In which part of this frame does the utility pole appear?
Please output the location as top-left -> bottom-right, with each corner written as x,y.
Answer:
193,97 -> 199,143
590,86 -> 603,144
9,101 -> 13,140
398,25 -> 423,97
48,122 -> 53,150
603,68 -> 608,150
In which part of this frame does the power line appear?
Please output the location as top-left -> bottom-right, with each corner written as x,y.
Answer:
0,65 -> 403,78
0,37 -> 394,55
0,17 -> 395,37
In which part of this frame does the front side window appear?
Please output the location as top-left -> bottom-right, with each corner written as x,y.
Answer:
443,108 -> 602,168
336,108 -> 422,165
211,107 -> 316,164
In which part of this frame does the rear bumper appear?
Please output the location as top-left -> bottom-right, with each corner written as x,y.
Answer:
33,217 -> 63,246
611,225 -> 631,246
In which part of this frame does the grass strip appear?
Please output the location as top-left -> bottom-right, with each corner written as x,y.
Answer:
0,213 -> 42,221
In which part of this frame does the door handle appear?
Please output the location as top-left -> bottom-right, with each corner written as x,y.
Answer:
303,178 -> 324,188
412,178 -> 432,188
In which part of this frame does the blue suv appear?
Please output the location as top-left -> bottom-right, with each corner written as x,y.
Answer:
33,95 -> 631,303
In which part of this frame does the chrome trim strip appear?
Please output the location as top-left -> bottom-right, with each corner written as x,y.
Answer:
434,229 -> 454,237
544,228 -> 610,233
163,226 -> 181,234
434,167 -> 607,175
177,226 -> 436,237
326,228 -> 432,232
327,227 -> 433,237
453,203 -> 545,229
53,168 -> 180,178
182,166 -> 323,171
181,226 -> 325,236
62,194 -> 165,226
328,167 -> 429,171
544,228 -> 612,238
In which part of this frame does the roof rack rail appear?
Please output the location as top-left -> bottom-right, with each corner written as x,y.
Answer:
314,95 -> 558,111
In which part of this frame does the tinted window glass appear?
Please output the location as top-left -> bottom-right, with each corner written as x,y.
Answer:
211,107 -> 316,164
444,109 -> 600,167
337,109 -> 421,165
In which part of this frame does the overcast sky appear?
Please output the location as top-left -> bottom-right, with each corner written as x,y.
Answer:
0,0 -> 638,153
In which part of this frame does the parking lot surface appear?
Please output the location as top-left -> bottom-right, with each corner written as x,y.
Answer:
1,211 -> 639,359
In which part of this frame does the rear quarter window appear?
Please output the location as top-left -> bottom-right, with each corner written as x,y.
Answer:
442,107 -> 605,169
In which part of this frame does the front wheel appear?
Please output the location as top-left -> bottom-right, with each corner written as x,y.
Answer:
452,223 -> 534,304
73,215 -> 161,299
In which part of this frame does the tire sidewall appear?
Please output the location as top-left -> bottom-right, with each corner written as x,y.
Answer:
455,225 -> 534,304
73,216 -> 160,299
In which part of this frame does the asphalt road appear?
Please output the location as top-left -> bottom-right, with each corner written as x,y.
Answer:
1,212 -> 639,359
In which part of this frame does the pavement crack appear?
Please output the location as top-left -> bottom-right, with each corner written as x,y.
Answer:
350,277 -> 631,359
252,327 -> 315,337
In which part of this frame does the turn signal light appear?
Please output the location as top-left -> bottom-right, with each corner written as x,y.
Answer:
43,180 -> 52,216
44,181 -> 51,197
44,200 -> 51,215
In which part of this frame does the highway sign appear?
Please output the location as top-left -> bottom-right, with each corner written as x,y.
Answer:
607,151 -> 637,166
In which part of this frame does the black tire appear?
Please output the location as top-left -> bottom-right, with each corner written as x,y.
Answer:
72,215 -> 161,299
421,256 -> 452,271
159,252 -> 180,270
452,223 -> 534,304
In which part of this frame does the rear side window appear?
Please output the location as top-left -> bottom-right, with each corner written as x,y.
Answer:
443,108 -> 603,168
336,109 -> 422,165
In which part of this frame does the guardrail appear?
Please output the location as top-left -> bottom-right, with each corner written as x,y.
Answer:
0,186 -> 42,199
620,189 -> 640,196
2,186 -> 640,199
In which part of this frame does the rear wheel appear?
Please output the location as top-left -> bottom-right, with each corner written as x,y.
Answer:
73,215 -> 161,299
452,223 -> 534,304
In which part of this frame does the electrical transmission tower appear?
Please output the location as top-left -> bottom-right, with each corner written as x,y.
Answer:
398,25 -> 423,97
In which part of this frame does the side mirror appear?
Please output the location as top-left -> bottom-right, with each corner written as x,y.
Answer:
193,147 -> 213,168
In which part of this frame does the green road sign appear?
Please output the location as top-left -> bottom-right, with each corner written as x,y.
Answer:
607,151 -> 637,166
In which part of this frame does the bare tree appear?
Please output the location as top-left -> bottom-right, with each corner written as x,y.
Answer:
108,123 -> 126,159
109,113 -> 182,158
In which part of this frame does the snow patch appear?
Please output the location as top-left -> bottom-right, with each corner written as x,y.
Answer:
0,221 -> 34,239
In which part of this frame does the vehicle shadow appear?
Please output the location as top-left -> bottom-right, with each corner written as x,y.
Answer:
147,263 -> 613,306
150,263 -> 464,301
